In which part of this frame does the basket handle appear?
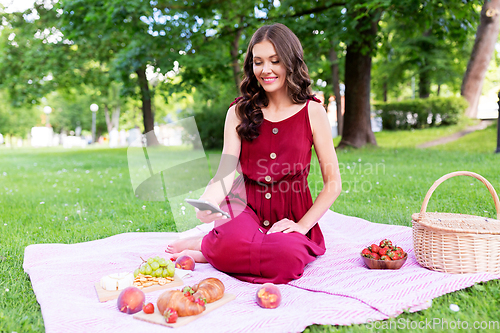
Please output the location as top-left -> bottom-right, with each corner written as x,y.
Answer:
419,171 -> 500,220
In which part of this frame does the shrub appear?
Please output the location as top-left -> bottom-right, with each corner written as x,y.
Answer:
181,82 -> 237,150
373,96 -> 468,130
193,104 -> 226,150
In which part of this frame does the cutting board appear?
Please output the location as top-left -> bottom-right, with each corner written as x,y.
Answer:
133,293 -> 236,328
94,273 -> 184,303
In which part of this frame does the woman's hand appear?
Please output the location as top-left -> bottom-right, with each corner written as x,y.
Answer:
266,218 -> 308,235
195,197 -> 228,224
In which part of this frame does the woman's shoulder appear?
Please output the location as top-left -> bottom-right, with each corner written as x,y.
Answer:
309,95 -> 323,104
307,96 -> 328,132
227,97 -> 241,117
226,99 -> 240,125
307,95 -> 326,116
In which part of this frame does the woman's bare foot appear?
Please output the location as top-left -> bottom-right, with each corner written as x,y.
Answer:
166,236 -> 203,254
170,249 -> 208,263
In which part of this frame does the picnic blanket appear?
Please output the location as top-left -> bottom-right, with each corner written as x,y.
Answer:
23,210 -> 500,332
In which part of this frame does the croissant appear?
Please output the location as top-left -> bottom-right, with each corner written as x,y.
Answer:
157,290 -> 205,317
191,278 -> 225,303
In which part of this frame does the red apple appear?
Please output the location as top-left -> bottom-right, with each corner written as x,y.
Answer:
117,286 -> 145,314
256,283 -> 281,309
175,255 -> 195,271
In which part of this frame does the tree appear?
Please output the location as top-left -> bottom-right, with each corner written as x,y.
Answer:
3,0 -> 485,149
461,0 -> 500,118
329,42 -> 343,135
270,1 -> 346,133
0,1 -> 127,138
0,3 -> 89,106
336,2 -> 381,149
0,90 -> 38,140
269,0 -> 379,148
156,0 -> 264,96
57,0 -> 189,145
45,87 -> 108,135
102,82 -> 122,133
372,1 -> 478,101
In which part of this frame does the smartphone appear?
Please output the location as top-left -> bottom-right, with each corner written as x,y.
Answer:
184,199 -> 230,218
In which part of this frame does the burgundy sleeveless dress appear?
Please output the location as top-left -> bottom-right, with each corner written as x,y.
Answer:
200,97 -> 326,284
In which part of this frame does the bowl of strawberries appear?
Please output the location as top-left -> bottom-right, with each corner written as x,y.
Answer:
361,239 -> 408,269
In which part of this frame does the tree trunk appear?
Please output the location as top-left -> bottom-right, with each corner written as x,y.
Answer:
112,106 -> 120,131
136,67 -> 159,146
103,104 -> 120,133
461,0 -> 500,118
419,68 -> 431,98
230,25 -> 243,92
338,12 -> 378,149
419,29 -> 432,99
329,44 -> 343,136
103,104 -> 112,133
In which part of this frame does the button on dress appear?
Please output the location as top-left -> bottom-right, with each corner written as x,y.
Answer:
201,96 -> 326,284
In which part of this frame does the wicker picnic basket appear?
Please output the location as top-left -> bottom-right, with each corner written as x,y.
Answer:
412,171 -> 500,274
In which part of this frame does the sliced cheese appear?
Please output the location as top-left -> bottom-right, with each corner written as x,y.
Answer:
100,272 -> 134,291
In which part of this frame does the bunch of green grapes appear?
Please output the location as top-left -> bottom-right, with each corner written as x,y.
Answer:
134,256 -> 175,278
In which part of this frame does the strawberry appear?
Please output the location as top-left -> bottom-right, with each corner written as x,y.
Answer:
164,308 -> 178,323
396,247 -> 406,256
370,244 -> 381,253
379,247 -> 388,256
381,255 -> 391,261
392,253 -> 400,260
379,239 -> 393,248
361,248 -> 371,256
386,250 -> 395,259
143,303 -> 154,314
182,286 -> 194,295
187,295 -> 195,302
195,297 -> 207,306
371,253 -> 381,260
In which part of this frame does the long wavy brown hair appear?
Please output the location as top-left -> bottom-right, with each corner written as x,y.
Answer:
235,23 -> 315,141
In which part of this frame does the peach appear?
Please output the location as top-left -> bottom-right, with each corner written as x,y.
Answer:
175,255 -> 195,271
117,286 -> 145,314
256,283 -> 281,309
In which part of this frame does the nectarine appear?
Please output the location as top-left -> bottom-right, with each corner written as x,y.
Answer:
175,255 -> 195,271
117,286 -> 145,314
256,283 -> 281,309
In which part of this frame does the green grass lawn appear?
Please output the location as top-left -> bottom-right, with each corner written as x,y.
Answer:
1,123 -> 500,332
374,121 -> 475,149
431,123 -> 499,154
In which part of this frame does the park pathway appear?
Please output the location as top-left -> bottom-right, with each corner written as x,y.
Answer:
417,120 -> 494,148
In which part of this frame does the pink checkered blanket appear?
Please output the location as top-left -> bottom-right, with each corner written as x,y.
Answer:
23,210 -> 499,332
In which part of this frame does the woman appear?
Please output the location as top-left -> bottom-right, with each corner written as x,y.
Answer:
167,23 -> 341,284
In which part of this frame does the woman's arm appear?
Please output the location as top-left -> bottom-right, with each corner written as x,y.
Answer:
268,101 -> 341,234
199,104 -> 241,207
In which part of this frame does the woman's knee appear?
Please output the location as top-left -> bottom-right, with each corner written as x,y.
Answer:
261,235 -> 309,280
201,226 -> 247,271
